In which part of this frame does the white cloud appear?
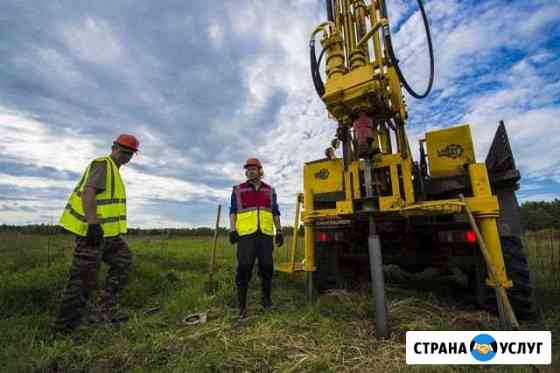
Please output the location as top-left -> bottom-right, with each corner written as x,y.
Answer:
520,2 -> 560,34
518,192 -> 559,203
122,167 -> 226,205
208,22 -> 224,48
0,107 -> 99,171
0,173 -> 71,191
387,0 -> 410,28
461,59 -> 560,180
394,0 -> 559,92
60,17 -> 123,65
127,210 -> 199,229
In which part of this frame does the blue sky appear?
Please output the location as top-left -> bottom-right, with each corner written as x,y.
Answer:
0,0 -> 558,228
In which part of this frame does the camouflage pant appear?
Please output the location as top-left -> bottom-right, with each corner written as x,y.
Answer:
54,235 -> 133,330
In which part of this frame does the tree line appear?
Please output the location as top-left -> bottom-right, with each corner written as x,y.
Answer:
519,199 -> 560,231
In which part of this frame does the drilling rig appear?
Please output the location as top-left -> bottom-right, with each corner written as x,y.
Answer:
276,0 -> 535,338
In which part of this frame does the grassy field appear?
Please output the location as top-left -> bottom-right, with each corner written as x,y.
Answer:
524,230 -> 560,301
0,231 -> 558,372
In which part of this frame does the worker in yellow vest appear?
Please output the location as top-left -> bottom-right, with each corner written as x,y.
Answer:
229,158 -> 283,318
54,134 -> 139,332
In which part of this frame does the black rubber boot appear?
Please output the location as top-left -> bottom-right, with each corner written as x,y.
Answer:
261,280 -> 273,310
237,285 -> 248,318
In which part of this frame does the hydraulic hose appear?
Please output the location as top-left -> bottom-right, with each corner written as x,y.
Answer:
310,1 -> 335,98
310,39 -> 326,97
326,0 -> 335,22
380,0 -> 434,99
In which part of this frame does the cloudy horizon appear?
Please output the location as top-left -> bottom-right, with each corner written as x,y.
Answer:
1,0 -> 559,228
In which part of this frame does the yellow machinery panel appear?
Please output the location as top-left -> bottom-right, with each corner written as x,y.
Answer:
304,159 -> 344,194
426,124 -> 476,178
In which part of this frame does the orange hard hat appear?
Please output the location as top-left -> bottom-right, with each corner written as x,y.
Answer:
114,134 -> 139,152
244,157 -> 262,169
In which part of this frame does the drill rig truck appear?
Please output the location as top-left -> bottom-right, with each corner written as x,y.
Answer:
276,0 -> 535,338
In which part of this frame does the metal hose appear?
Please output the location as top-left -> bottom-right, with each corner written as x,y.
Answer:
380,0 -> 434,99
326,0 -> 335,22
310,39 -> 326,97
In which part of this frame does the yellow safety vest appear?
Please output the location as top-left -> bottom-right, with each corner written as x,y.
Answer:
234,183 -> 275,237
59,156 -> 127,237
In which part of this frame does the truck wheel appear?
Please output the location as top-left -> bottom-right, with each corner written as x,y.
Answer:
312,242 -> 340,292
501,236 -> 537,319
472,236 -> 537,320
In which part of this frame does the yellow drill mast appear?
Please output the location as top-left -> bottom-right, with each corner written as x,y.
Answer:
307,0 -> 435,339
310,0 -> 432,167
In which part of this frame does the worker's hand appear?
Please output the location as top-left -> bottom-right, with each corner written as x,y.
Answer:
229,230 -> 239,244
275,232 -> 284,247
86,223 -> 104,246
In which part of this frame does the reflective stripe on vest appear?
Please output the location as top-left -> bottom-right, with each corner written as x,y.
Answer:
234,183 -> 274,236
59,156 -> 127,237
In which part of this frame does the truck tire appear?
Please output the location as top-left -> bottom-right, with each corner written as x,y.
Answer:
312,242 -> 343,292
500,236 -> 537,319
472,236 -> 537,320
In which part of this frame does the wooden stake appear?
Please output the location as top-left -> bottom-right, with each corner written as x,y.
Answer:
208,204 -> 221,292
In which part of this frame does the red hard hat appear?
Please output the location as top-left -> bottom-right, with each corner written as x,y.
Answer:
114,134 -> 139,152
244,157 -> 262,169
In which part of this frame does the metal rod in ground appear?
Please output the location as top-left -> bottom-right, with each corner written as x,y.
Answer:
459,194 -> 519,330
306,272 -> 313,303
364,158 -> 390,339
207,204 -> 221,292
368,216 -> 389,339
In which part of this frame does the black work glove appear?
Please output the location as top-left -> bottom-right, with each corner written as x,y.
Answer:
275,232 -> 284,247
86,223 -> 104,246
229,230 -> 240,244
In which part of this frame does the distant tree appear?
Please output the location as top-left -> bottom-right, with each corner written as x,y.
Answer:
520,199 -> 559,231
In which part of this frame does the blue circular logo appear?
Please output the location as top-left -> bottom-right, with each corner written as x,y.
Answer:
470,334 -> 498,362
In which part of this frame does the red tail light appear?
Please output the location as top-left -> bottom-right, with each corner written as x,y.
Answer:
438,230 -> 479,243
466,230 -> 477,243
317,231 -> 332,242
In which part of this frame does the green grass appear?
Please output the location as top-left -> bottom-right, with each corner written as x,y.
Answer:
0,232 -> 558,372
524,230 -> 560,295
